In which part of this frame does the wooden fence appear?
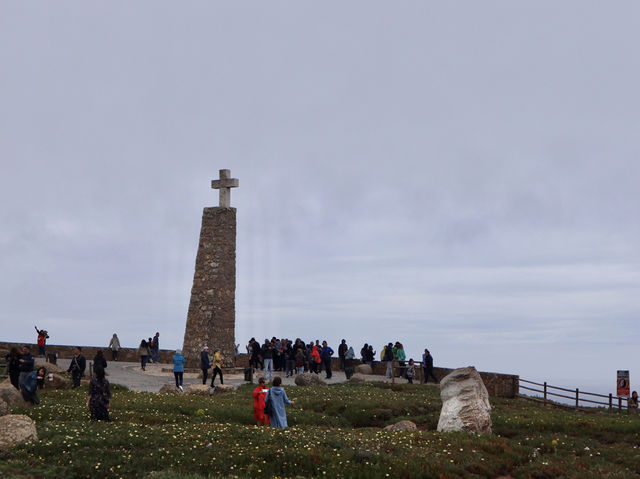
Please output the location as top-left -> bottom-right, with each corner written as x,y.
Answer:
519,378 -> 633,411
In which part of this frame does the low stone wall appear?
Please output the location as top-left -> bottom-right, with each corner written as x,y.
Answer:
234,354 -> 519,397
0,341 -> 175,365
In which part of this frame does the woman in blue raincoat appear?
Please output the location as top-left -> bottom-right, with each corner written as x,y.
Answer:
265,376 -> 295,428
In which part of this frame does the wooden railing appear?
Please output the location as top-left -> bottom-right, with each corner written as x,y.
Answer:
519,378 -> 633,411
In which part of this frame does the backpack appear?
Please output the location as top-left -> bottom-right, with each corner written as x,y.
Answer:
264,390 -> 273,416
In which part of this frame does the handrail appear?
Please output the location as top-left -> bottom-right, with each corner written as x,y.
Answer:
519,378 -> 632,412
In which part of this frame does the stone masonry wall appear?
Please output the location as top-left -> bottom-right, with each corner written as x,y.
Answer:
182,207 -> 236,368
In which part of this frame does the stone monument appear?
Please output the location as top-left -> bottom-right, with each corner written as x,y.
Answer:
182,169 -> 239,367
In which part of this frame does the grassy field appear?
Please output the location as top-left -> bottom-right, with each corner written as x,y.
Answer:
1,381 -> 639,478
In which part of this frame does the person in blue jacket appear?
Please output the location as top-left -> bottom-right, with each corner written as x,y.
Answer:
320,341 -> 334,379
173,349 -> 185,391
21,366 -> 46,405
266,376 -> 294,428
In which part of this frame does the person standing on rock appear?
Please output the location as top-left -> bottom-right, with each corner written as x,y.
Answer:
200,346 -> 211,385
108,333 -> 121,361
338,339 -> 348,371
173,349 -> 185,391
422,349 -> 438,384
67,347 -> 86,388
261,339 -> 274,381
266,376 -> 294,428
18,345 -> 35,388
87,366 -> 111,421
34,326 -> 49,357
252,377 -> 270,426
210,348 -> 224,386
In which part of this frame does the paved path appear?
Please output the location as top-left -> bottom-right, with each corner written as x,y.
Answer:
53,359 -> 388,393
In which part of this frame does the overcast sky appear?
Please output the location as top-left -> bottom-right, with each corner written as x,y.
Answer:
1,2 -> 638,394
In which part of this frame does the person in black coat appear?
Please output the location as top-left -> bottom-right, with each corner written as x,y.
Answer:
67,347 -> 87,388
87,366 -> 111,421
93,350 -> 107,376
200,346 -> 211,385
5,347 -> 21,390
18,345 -> 35,388
422,349 -> 438,384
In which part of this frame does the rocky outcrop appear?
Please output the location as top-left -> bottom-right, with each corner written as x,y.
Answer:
0,399 -> 10,416
384,420 -> 418,431
437,366 -> 492,434
43,373 -> 71,390
294,373 -> 327,386
349,373 -> 366,383
158,384 -> 181,394
212,384 -> 234,395
35,361 -> 64,374
184,384 -> 211,396
0,381 -> 26,408
0,414 -> 38,450
355,364 -> 373,375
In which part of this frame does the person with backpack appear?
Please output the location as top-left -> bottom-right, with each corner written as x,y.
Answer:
265,376 -> 294,428
67,347 -> 86,388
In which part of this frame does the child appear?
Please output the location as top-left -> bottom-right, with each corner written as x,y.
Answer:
405,359 -> 416,384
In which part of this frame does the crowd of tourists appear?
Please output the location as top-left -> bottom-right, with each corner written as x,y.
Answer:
244,337 -> 439,385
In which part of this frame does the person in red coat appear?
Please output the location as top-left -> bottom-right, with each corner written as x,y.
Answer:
252,377 -> 270,426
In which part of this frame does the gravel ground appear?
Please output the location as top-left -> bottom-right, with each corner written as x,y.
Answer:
51,359 -> 387,392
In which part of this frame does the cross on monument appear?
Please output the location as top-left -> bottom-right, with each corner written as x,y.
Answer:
211,169 -> 239,208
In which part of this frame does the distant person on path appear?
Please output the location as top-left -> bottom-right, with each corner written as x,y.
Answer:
5,347 -> 21,389
396,343 -> 406,378
210,348 -> 224,386
21,366 -> 46,405
173,349 -> 185,391
151,332 -> 160,363
266,376 -> 294,428
422,349 -> 438,384
338,339 -> 348,371
383,343 -> 394,379
405,359 -> 416,384
310,343 -> 321,374
87,366 -> 111,421
34,326 -> 49,357
138,339 -> 150,371
67,347 -> 86,388
629,391 -> 639,413
200,346 -> 211,385
367,345 -> 376,367
18,345 -> 35,387
321,341 -> 334,379
108,333 -> 121,361
252,377 -> 270,426
262,339 -> 274,381
93,350 -> 107,375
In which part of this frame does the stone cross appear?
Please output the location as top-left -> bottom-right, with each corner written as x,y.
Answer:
211,169 -> 239,208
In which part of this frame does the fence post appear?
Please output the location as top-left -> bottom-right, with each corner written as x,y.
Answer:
618,396 -> 622,411
609,393 -> 613,411
543,382 -> 547,405
575,388 -> 579,410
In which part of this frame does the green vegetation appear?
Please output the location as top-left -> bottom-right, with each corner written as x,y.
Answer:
1,382 -> 639,478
